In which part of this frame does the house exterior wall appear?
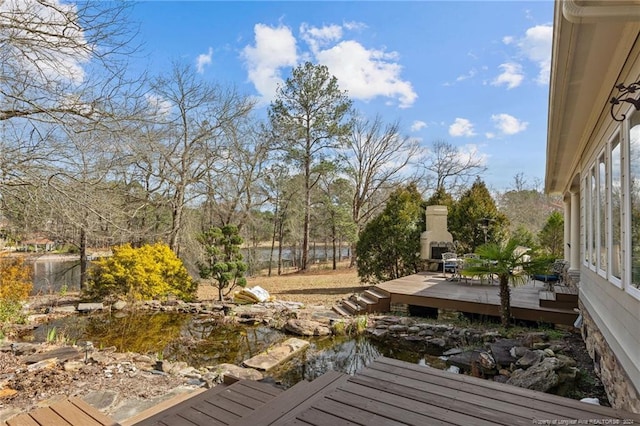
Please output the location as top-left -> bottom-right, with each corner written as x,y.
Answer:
546,3 -> 640,412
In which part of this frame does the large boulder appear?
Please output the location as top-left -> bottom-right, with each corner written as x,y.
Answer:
507,357 -> 562,392
489,339 -> 519,368
284,319 -> 331,336
447,350 -> 496,374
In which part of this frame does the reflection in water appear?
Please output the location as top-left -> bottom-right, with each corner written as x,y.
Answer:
26,312 -> 446,388
32,259 -> 81,295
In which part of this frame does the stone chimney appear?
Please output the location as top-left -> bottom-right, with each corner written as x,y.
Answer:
420,205 -> 453,260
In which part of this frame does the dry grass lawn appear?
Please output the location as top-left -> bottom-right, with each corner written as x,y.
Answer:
197,263 -> 365,306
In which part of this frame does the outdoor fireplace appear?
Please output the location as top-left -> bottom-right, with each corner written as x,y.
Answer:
420,205 -> 453,262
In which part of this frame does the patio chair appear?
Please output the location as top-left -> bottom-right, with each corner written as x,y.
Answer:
532,259 -> 567,291
441,252 -> 459,278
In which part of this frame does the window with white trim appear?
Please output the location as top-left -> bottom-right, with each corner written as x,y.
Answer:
629,113 -> 640,291
609,134 -> 622,284
598,151 -> 607,274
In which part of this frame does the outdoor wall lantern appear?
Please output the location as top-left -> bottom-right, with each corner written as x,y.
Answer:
610,80 -> 640,121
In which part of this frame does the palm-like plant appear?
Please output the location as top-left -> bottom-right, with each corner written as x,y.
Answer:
461,238 -> 550,328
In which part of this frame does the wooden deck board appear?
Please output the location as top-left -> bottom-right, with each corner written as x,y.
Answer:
128,356 -> 640,426
375,272 -> 578,325
233,370 -> 348,426
133,379 -> 282,426
5,397 -> 120,426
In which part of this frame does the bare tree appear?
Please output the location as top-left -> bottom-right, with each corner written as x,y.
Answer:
422,139 -> 487,195
341,114 -> 422,266
0,0 -> 141,126
134,62 -> 254,255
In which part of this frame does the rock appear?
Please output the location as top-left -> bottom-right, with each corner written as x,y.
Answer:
214,363 -> 263,381
27,358 -> 57,372
77,303 -> 104,312
50,305 -> 77,314
580,397 -> 601,405
510,346 -> 530,358
522,332 -> 547,347
489,339 -> 519,367
369,328 -> 388,338
507,357 -> 562,392
24,346 -> 82,364
2,342 -> 38,355
446,365 -> 460,374
544,348 -> 555,357
426,337 -> 446,348
388,324 -> 408,333
112,300 -> 127,311
83,390 -> 119,411
493,375 -> 509,383
243,338 -> 310,371
284,319 -> 331,336
442,348 -> 464,356
447,350 -> 496,374
63,361 -> 85,372
515,350 -> 546,368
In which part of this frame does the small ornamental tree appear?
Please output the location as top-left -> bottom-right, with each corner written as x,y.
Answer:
86,243 -> 197,302
197,225 -> 247,301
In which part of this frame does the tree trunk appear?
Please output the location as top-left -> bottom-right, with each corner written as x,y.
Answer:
499,275 -> 512,328
331,224 -> 337,270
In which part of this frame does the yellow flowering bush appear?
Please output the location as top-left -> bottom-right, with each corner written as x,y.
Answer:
86,243 -> 197,301
0,255 -> 33,329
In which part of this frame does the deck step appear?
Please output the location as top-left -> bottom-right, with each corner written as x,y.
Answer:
554,286 -> 578,302
538,290 -> 578,310
363,288 -> 389,302
331,304 -> 351,317
342,299 -> 363,315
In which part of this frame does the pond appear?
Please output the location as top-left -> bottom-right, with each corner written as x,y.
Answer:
23,311 -> 446,387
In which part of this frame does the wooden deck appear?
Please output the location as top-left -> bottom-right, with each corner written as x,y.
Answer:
127,357 -> 640,425
132,379 -> 284,426
5,397 -> 120,426
374,272 -> 579,325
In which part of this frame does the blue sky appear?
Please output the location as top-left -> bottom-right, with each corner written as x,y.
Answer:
130,1 -> 554,191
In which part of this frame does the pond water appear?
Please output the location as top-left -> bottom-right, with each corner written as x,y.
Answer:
23,312 -> 446,387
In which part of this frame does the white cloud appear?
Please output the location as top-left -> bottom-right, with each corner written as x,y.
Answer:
456,68 -> 477,82
1,0 -> 90,85
196,47 -> 213,74
485,132 -> 496,139
314,40 -> 417,108
449,118 -> 476,137
242,21 -> 417,108
242,24 -> 298,103
343,21 -> 367,31
411,120 -> 427,132
491,62 -> 524,89
518,24 -> 552,85
502,36 -> 515,45
491,113 -> 528,135
300,23 -> 342,53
